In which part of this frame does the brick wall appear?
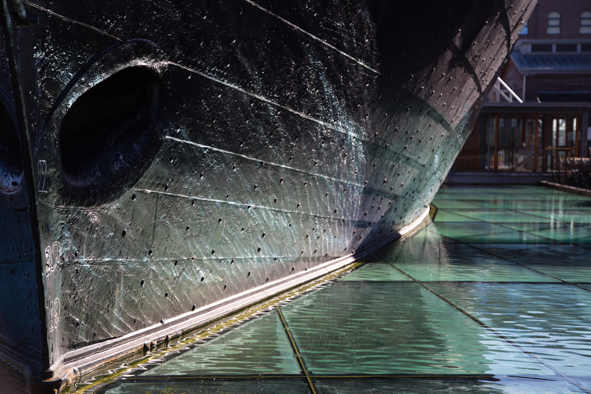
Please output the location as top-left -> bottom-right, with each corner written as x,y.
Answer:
525,74 -> 591,101
523,0 -> 591,39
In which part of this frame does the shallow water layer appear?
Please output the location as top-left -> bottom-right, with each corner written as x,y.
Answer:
83,185 -> 591,394
5,185 -> 591,393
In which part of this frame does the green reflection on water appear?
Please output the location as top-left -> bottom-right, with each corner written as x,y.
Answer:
427,283 -> 591,376
90,185 -> 591,394
280,282 -> 550,375
339,263 -> 411,281
104,379 -> 312,394
476,244 -> 591,283
518,210 -> 591,225
429,199 -> 484,209
444,210 -> 546,224
142,310 -> 301,376
312,377 -> 584,394
382,241 -> 557,282
433,210 -> 481,223
428,223 -> 556,244
528,226 -> 591,244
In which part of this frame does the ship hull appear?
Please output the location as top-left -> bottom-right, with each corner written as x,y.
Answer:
0,0 -> 535,387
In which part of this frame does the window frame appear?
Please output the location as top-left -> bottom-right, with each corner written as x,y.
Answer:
547,11 -> 561,35
581,11 -> 591,34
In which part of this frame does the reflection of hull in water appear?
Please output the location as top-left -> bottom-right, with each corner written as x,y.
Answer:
0,0 -> 535,388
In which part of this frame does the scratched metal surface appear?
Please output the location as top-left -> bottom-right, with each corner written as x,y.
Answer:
0,0 -> 536,378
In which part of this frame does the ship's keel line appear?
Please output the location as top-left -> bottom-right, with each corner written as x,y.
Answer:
45,207 -> 430,387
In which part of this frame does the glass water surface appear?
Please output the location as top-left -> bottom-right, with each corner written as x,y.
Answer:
95,186 -> 591,393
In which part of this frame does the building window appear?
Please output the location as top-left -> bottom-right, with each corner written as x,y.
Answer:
581,11 -> 591,34
556,44 -> 577,52
520,21 -> 529,35
531,44 -> 552,52
547,12 -> 561,35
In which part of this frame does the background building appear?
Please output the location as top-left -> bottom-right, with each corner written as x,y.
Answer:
504,0 -> 591,102
452,0 -> 591,183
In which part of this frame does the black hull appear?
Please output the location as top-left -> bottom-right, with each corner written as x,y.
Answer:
0,0 -> 535,387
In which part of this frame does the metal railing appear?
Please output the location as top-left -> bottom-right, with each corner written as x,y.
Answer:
547,147 -> 591,189
489,78 -> 523,103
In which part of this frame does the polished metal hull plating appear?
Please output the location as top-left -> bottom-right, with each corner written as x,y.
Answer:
0,0 -> 535,387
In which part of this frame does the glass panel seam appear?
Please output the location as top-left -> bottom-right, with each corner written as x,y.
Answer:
385,263 -> 589,392
465,243 -> 591,294
277,306 -> 318,394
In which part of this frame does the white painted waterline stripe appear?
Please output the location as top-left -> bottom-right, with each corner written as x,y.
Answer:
400,205 -> 430,237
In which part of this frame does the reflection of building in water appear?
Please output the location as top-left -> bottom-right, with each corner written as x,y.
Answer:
453,0 -> 591,179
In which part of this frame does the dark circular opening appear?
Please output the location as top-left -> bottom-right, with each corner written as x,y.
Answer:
0,100 -> 22,195
59,67 -> 163,206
